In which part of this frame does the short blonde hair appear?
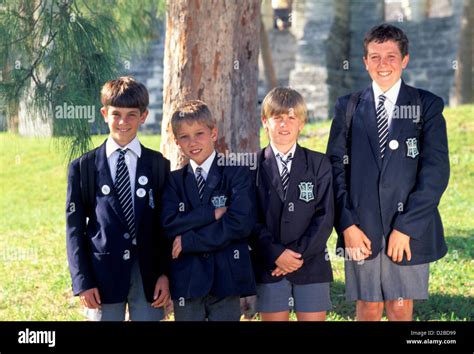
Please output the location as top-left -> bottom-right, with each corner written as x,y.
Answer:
261,87 -> 308,123
171,100 -> 216,136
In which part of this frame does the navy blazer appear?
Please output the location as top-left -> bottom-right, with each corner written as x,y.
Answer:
326,81 -> 450,265
250,144 -> 334,284
161,157 -> 256,300
66,141 -> 170,303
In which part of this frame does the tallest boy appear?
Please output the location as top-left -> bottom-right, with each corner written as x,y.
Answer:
327,24 -> 449,321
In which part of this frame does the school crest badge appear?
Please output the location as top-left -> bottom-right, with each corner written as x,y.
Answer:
211,195 -> 227,208
406,138 -> 419,159
298,182 -> 315,202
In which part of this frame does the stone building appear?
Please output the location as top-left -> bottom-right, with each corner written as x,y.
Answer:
12,0 -> 473,135
266,0 -> 472,120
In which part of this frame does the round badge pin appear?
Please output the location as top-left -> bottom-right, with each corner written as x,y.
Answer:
138,176 -> 148,186
389,140 -> 399,150
101,185 -> 110,195
136,188 -> 146,198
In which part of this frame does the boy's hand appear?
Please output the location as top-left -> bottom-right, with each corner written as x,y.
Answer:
214,207 -> 228,220
271,266 -> 288,277
387,229 -> 412,262
152,275 -> 171,308
79,288 -> 101,309
172,235 -> 182,259
343,225 -> 372,261
275,249 -> 303,273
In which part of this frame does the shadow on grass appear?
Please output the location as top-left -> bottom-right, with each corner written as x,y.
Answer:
415,293 -> 473,321
444,233 -> 473,260
330,281 -> 473,321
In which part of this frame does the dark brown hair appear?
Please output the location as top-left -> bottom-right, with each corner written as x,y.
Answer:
101,76 -> 149,113
364,24 -> 409,58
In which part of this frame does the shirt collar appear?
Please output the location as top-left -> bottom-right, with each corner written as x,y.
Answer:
190,150 -> 216,175
106,135 -> 142,158
270,142 -> 297,161
372,78 -> 402,105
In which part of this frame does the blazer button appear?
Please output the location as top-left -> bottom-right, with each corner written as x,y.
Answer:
123,233 -> 130,240
203,253 -> 210,258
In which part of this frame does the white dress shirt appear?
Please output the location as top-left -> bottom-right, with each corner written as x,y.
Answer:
372,78 -> 402,128
189,150 -> 216,180
106,136 -> 141,203
270,142 -> 297,175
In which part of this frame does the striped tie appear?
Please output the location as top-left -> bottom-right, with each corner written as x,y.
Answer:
195,167 -> 205,201
278,153 -> 293,193
376,94 -> 389,159
115,149 -> 135,240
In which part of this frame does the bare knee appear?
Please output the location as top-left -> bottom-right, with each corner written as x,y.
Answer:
385,299 -> 413,321
356,301 -> 384,321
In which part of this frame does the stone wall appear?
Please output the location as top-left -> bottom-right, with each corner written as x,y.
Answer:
12,0 -> 471,134
279,0 -> 469,121
128,38 -> 165,133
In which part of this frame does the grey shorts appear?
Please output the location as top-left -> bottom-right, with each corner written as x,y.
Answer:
345,238 -> 430,302
173,295 -> 241,321
85,260 -> 164,321
256,278 -> 332,313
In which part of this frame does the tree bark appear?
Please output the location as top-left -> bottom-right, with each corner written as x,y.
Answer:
161,0 -> 261,170
260,17 -> 278,91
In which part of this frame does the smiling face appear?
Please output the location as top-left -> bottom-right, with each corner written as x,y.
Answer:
363,40 -> 409,92
101,106 -> 148,147
174,120 -> 217,165
262,111 -> 304,154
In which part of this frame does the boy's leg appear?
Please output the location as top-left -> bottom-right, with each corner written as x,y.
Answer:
293,282 -> 332,321
256,278 -> 292,321
356,301 -> 384,321
85,303 -> 126,321
296,312 -> 326,321
345,247 -> 385,321
260,311 -> 290,321
385,299 -> 413,321
127,260 -> 164,321
206,295 -> 241,321
380,243 -> 429,321
173,297 -> 207,321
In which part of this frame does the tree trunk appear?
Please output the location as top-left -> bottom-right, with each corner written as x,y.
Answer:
260,17 -> 278,91
161,0 -> 261,170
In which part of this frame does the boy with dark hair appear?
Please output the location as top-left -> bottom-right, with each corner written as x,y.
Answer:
327,24 -> 450,320
66,76 -> 171,321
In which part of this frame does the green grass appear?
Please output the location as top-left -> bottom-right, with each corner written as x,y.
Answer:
0,105 -> 472,320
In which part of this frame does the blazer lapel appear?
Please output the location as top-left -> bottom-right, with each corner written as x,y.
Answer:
261,145 -> 285,202
381,81 -> 412,173
359,86 -> 382,170
285,144 -> 307,202
133,146 -> 152,229
95,142 -> 128,228
184,164 -> 202,209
